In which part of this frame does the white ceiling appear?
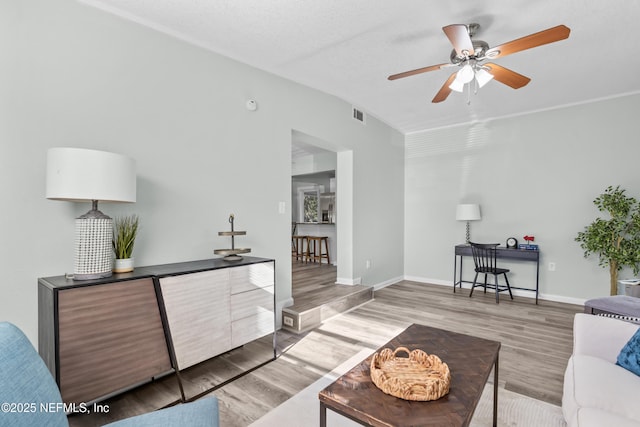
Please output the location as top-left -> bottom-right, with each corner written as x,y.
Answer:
81,0 -> 640,134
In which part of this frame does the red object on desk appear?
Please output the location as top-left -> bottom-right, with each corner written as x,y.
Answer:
524,235 -> 535,242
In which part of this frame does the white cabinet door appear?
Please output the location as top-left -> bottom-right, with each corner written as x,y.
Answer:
160,269 -> 231,369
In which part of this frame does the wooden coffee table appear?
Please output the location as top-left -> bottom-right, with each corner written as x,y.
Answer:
318,323 -> 501,427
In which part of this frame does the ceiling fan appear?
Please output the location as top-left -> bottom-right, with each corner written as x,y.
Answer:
388,23 -> 570,103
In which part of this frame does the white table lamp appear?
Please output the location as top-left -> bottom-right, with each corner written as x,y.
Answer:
46,147 -> 136,280
456,204 -> 481,244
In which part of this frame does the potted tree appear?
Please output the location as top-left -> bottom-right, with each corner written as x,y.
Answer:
575,186 -> 640,295
112,214 -> 139,273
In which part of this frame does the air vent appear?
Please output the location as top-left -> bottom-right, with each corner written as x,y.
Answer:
352,106 -> 366,124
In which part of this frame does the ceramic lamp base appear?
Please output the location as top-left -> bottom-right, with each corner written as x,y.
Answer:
73,208 -> 113,280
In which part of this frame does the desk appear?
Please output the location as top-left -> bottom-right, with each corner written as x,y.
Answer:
454,244 -> 540,304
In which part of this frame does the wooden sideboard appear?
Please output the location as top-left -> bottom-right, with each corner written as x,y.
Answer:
38,257 -> 276,405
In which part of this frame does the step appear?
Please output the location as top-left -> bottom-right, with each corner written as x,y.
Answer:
282,285 -> 373,333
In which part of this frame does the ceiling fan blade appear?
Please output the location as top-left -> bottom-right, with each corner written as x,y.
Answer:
485,25 -> 570,59
432,72 -> 458,103
484,63 -> 531,89
443,24 -> 475,57
388,63 -> 450,81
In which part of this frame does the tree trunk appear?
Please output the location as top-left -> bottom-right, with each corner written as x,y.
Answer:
610,261 -> 619,296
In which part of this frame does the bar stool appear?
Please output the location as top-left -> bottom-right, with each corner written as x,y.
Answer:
306,236 -> 330,264
292,235 -> 308,261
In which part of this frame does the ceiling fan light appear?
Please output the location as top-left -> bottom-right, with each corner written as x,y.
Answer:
449,78 -> 465,93
457,64 -> 475,84
475,68 -> 494,88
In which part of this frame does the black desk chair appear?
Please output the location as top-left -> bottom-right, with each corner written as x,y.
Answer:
469,242 -> 513,303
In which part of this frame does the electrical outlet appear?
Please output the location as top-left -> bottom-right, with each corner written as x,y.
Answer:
548,262 -> 556,272
283,316 -> 294,327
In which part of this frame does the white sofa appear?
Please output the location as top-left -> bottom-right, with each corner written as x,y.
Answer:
563,313 -> 640,427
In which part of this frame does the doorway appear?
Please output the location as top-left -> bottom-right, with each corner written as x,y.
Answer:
291,131 -> 338,267
288,131 -> 363,329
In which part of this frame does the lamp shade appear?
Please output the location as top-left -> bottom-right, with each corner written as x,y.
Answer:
456,204 -> 481,221
46,147 -> 136,203
475,68 -> 494,88
449,77 -> 465,93
457,64 -> 475,84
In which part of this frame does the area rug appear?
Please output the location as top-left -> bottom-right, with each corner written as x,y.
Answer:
250,349 -> 566,427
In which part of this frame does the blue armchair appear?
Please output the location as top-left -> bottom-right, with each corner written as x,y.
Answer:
0,322 -> 219,427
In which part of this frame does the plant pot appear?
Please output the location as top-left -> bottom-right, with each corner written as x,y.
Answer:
113,258 -> 134,273
617,280 -> 640,297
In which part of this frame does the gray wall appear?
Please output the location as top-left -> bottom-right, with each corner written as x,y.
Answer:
404,94 -> 640,303
2,0 -> 405,345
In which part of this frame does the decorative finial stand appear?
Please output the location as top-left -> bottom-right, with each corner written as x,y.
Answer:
214,214 -> 251,261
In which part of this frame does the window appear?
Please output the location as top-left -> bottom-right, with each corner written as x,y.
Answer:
303,190 -> 319,222
297,185 -> 323,223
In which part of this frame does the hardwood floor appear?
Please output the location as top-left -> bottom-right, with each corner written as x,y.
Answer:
282,260 -> 372,332
286,260 -> 361,311
68,261 -> 583,426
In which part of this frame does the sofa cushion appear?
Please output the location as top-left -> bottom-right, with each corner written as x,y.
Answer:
0,322 -> 69,427
618,328 -> 640,376
576,407 -> 640,427
584,295 -> 640,319
104,397 -> 219,427
572,313 -> 639,363
564,355 -> 640,423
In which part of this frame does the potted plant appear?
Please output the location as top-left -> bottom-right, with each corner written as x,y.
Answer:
112,214 -> 139,273
575,186 -> 640,295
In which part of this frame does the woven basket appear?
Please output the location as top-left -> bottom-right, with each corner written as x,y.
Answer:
370,346 -> 451,401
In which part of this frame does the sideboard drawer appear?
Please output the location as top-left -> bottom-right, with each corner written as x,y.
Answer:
232,309 -> 275,348
231,285 -> 274,321
229,262 -> 275,294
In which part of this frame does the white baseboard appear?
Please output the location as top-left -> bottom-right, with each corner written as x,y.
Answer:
335,276 -> 404,291
404,276 -> 451,287
402,275 -> 586,306
538,293 -> 586,306
336,277 -> 362,285
278,297 -> 294,310
370,275 -> 405,291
